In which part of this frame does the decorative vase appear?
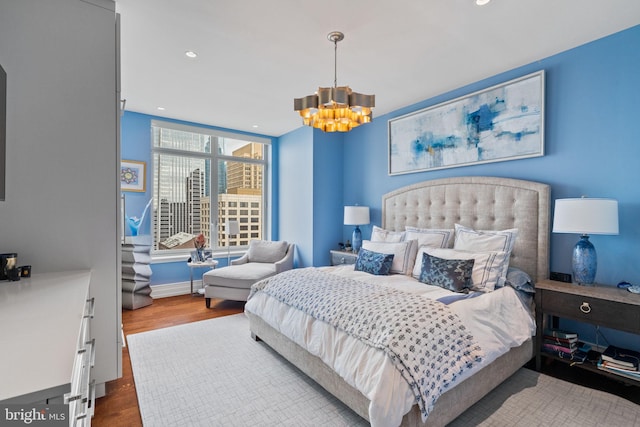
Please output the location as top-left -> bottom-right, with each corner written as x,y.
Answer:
572,235 -> 597,284
352,226 -> 362,253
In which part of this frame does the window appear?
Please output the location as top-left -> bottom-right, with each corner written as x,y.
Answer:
151,120 -> 269,255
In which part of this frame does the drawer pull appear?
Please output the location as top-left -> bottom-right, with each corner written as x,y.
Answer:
580,302 -> 591,314
84,297 -> 95,319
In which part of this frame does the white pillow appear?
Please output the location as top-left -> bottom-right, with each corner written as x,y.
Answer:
405,226 -> 454,248
412,247 -> 509,292
247,240 -> 288,263
370,226 -> 405,243
362,239 -> 418,275
454,224 -> 519,255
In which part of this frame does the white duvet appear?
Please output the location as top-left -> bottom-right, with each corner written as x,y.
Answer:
244,265 -> 536,427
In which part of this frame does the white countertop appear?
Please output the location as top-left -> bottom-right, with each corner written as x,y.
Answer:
0,270 -> 91,402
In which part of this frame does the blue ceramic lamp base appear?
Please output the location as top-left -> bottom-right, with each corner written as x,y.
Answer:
572,235 -> 597,285
352,226 -> 362,253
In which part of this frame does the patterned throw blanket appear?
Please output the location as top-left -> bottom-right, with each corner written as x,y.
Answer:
249,268 -> 484,420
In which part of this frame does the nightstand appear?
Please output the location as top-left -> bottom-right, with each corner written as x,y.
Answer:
330,250 -> 358,266
535,279 -> 640,385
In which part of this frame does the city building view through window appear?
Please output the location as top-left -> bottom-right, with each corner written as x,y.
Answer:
151,121 -> 269,254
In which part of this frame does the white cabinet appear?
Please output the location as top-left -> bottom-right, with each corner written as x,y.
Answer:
0,271 -> 93,425
0,0 -> 122,400
66,296 -> 96,426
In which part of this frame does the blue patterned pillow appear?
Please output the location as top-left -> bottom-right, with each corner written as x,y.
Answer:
419,252 -> 474,292
354,248 -> 394,276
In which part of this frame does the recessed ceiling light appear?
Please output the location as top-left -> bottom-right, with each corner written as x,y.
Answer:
185,51 -> 198,58
252,125 -> 259,128
157,107 -> 166,111
475,0 -> 490,5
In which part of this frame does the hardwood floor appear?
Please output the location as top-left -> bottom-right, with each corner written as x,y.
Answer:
92,295 -> 638,426
92,295 -> 245,427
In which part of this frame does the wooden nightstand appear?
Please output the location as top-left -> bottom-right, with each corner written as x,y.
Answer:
535,279 -> 640,385
330,250 -> 358,266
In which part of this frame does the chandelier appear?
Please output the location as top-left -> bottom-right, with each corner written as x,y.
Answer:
294,31 -> 375,132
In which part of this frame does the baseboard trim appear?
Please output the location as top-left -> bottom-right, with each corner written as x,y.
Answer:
150,281 -> 203,299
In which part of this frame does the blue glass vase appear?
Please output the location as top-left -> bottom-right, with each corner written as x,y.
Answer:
572,235 -> 597,284
127,216 -> 142,236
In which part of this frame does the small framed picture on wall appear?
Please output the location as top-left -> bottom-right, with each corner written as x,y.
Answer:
121,160 -> 146,192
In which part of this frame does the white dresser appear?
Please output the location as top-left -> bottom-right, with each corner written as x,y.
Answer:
0,271 -> 94,426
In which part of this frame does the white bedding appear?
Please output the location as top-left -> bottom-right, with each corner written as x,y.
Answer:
244,265 -> 536,427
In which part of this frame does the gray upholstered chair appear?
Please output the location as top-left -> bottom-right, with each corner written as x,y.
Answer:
203,240 -> 294,307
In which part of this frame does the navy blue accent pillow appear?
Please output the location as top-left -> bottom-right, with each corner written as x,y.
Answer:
354,248 -> 394,276
419,252 -> 474,293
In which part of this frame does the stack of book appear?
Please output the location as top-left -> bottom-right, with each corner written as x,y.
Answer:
597,345 -> 640,381
542,328 -> 589,362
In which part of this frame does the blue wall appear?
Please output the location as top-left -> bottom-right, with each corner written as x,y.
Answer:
278,126 -> 315,267
278,127 -> 346,267
331,25 -> 640,350
336,26 -> 640,282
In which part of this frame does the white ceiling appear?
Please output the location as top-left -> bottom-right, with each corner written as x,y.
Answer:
115,0 -> 640,137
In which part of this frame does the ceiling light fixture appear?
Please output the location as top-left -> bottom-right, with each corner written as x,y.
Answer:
185,50 -> 198,58
294,31 -> 375,132
475,0 -> 491,5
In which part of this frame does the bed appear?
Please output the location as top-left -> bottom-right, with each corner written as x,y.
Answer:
245,176 -> 550,426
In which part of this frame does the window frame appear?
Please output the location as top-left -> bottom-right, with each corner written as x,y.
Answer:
150,120 -> 270,260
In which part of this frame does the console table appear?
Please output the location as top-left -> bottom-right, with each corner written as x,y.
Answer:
535,279 -> 640,385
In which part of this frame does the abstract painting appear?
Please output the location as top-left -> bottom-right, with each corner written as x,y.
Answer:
121,160 -> 146,192
388,71 -> 544,175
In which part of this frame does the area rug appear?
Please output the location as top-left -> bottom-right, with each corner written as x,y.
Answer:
127,314 -> 640,427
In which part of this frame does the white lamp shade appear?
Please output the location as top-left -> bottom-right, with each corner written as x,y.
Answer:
552,198 -> 619,235
225,220 -> 240,236
344,206 -> 370,226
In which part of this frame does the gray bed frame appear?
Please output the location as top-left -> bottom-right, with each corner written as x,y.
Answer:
247,176 -> 550,426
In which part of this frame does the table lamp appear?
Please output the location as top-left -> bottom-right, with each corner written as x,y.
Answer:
552,197 -> 618,284
226,220 -> 240,266
344,206 -> 370,253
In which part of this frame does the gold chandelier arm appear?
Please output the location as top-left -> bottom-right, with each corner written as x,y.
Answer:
294,94 -> 318,111
349,92 -> 375,108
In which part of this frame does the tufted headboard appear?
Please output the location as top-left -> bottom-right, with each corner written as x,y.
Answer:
382,176 -> 550,283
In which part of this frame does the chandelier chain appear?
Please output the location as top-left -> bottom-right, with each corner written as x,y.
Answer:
328,32 -> 344,88
334,37 -> 338,88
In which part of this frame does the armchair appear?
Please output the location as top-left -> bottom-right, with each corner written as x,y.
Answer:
203,240 -> 294,307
